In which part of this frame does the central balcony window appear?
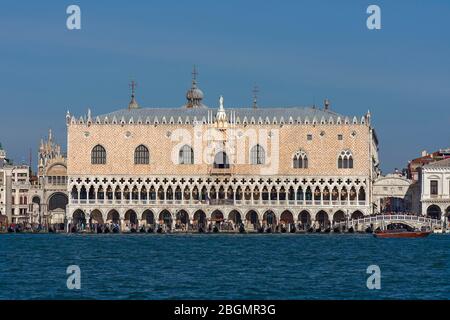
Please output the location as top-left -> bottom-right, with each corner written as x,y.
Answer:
210,151 -> 232,175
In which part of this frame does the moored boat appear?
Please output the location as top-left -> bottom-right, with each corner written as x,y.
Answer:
373,229 -> 431,238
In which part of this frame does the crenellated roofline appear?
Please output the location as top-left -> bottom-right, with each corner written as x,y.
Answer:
67,106 -> 372,127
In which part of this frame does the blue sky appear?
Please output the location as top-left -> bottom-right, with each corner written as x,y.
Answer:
0,0 -> 449,172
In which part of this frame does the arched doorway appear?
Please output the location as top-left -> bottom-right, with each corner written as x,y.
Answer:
351,211 -> 364,220
72,210 -> 86,227
142,210 -> 155,225
211,210 -> 224,223
214,151 -> 230,169
125,210 -> 138,225
193,210 -> 207,228
176,210 -> 189,227
90,210 -> 104,224
107,210 -> 120,224
298,210 -> 311,228
245,210 -> 259,227
263,210 -> 277,226
228,210 -> 242,225
280,210 -> 294,224
48,193 -> 68,224
333,210 -> 346,224
427,205 -> 442,220
159,210 -> 173,227
316,211 -> 329,228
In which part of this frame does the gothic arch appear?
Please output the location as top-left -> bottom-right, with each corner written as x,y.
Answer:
427,205 -> 442,220
90,209 -> 104,224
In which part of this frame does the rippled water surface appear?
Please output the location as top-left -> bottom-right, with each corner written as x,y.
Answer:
0,233 -> 449,300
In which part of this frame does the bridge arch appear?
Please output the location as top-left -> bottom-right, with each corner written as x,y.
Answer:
385,222 -> 415,231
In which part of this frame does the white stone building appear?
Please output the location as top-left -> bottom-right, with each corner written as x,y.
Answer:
0,143 -> 33,225
0,132 -> 68,227
421,158 -> 450,221
372,173 -> 420,214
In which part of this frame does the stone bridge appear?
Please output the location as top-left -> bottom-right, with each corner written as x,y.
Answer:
336,214 -> 443,232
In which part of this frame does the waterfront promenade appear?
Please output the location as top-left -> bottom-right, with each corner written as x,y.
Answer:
1,214 -> 445,234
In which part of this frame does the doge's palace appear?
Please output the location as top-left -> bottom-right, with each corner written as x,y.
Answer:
66,73 -> 380,232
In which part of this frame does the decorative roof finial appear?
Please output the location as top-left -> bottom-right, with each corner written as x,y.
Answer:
324,99 -> 330,110
48,129 -> 53,142
366,109 -> 371,125
185,66 -> 205,108
252,85 -> 259,110
192,65 -> 198,87
128,80 -> 140,109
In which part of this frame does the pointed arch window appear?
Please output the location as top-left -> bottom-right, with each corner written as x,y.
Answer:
91,145 -> 106,165
293,150 -> 308,169
338,150 -> 353,169
250,144 -> 265,165
179,145 -> 194,165
134,145 -> 149,164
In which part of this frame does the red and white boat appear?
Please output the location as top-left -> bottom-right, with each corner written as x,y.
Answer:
373,229 -> 431,238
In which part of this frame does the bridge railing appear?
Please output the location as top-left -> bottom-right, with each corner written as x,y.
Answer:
335,214 -> 442,227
